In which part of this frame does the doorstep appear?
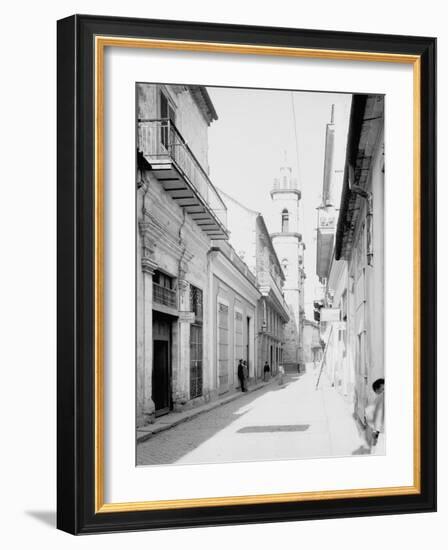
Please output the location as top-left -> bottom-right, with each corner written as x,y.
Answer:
136,378 -> 274,444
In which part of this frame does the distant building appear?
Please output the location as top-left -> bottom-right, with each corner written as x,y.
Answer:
268,162 -> 305,368
218,190 -> 290,378
314,104 -> 348,389
209,240 -> 260,394
255,215 -> 290,377
302,319 -> 323,365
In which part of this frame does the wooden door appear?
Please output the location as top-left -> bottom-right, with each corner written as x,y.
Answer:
152,312 -> 172,416
153,341 -> 170,416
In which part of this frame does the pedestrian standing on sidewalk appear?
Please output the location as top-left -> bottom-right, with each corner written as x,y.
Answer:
243,360 -> 249,389
369,378 -> 385,454
263,361 -> 270,381
237,359 -> 247,392
278,364 -> 285,386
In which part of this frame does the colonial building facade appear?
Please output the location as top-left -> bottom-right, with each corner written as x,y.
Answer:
135,83 -> 311,428
218,190 -> 290,379
209,240 -> 260,393
302,319 -> 323,365
255,215 -> 290,378
136,84 -> 259,426
316,94 -> 385,420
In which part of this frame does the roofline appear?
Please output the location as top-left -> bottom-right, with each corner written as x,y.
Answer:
256,214 -> 286,282
209,246 -> 261,296
335,94 -> 368,261
189,86 -> 218,124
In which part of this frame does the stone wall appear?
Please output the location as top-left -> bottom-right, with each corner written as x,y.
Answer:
136,167 -> 212,426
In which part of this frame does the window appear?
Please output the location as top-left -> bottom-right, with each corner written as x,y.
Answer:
218,303 -> 230,390
153,270 -> 172,289
281,209 -> 289,232
235,311 -> 244,366
153,270 -> 176,308
160,90 -> 176,149
189,284 -> 203,399
190,285 -> 203,323
190,324 -> 203,399
160,90 -> 176,123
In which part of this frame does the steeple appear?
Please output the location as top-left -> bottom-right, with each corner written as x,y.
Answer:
271,152 -> 300,196
268,153 -> 304,367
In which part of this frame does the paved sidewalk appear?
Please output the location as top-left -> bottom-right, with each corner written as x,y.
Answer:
137,369 -> 370,465
137,377 -> 275,444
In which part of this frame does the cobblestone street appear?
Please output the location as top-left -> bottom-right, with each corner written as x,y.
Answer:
137,368 -> 368,466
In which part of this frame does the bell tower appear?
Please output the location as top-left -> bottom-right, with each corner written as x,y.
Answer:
270,156 -> 304,367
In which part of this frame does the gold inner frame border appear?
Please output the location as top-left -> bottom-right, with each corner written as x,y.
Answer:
94,35 -> 421,513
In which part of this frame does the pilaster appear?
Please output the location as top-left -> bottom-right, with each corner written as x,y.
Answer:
137,223 -> 158,425
172,278 -> 193,409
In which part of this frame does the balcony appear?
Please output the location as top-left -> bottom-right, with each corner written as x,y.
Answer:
153,283 -> 177,309
138,119 -> 228,240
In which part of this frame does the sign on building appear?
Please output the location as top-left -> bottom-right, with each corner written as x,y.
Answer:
320,308 -> 341,322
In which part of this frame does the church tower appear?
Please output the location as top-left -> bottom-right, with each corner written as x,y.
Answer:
270,159 -> 305,368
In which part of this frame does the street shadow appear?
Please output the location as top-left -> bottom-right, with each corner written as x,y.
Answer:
137,406 -> 251,465
138,376 -> 306,466
237,424 -> 310,433
25,510 -> 56,528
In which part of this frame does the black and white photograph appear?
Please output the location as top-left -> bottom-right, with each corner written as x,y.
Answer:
135,83 -> 385,466
0,0 -> 441,543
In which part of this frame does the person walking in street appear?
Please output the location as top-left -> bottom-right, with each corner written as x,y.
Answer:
243,360 -> 249,389
278,364 -> 285,386
263,361 -> 270,382
371,378 -> 385,453
368,378 -> 385,454
237,359 -> 247,392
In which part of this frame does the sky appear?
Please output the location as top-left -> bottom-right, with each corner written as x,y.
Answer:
207,86 -> 352,319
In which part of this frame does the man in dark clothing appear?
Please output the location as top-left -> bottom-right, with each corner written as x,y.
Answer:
263,361 -> 270,381
237,359 -> 246,392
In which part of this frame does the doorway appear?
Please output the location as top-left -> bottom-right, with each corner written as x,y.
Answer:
153,341 -> 170,416
152,312 -> 172,417
246,316 -> 250,376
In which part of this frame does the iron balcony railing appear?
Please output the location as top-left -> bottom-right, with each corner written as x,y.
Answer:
153,282 -> 177,309
138,118 -> 228,228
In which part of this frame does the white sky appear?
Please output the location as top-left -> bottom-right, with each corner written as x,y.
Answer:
207,86 -> 352,319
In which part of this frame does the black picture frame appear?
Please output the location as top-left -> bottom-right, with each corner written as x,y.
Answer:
57,14 -> 436,535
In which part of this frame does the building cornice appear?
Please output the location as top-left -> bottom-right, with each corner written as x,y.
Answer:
335,94 -> 383,261
257,215 -> 285,281
270,188 -> 301,199
189,86 -> 218,125
258,286 -> 290,322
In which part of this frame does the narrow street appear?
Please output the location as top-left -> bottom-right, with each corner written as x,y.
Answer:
137,368 -> 369,466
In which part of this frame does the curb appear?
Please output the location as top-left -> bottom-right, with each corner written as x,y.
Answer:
136,380 -> 272,444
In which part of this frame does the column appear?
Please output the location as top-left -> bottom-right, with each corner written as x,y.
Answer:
137,224 -> 157,425
172,276 -> 193,410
